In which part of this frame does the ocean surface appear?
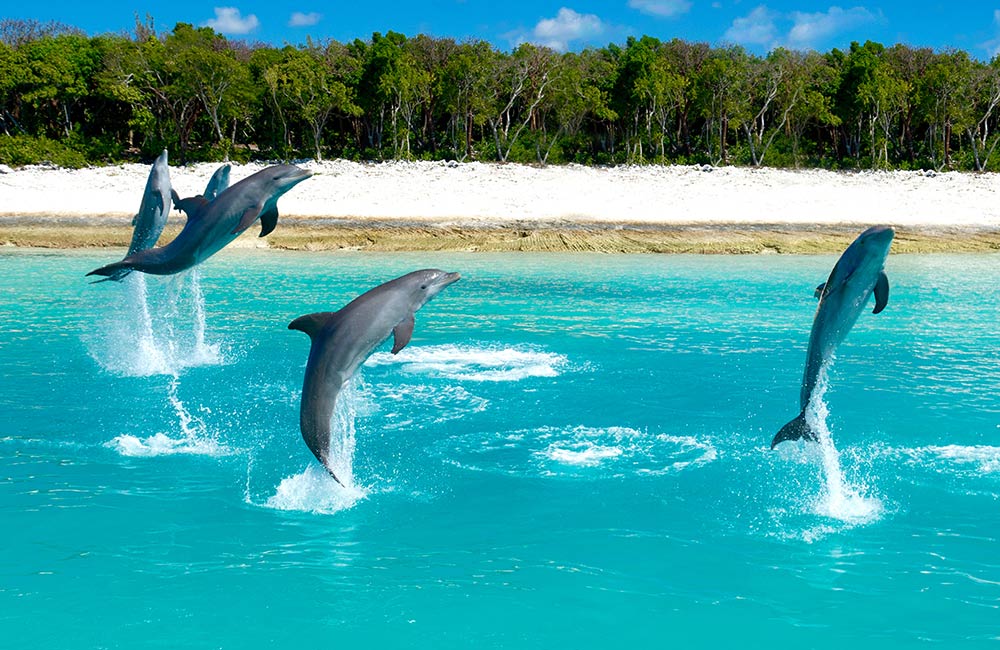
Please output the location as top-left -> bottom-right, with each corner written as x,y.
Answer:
2,249 -> 999,648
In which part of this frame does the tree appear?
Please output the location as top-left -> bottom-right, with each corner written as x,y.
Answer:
697,45 -> 752,164
264,45 -> 360,161
487,43 -> 555,163
168,24 -> 252,159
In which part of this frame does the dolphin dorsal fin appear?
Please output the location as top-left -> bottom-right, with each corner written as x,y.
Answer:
391,314 -> 415,354
288,311 -> 339,339
814,282 -> 826,299
872,271 -> 889,314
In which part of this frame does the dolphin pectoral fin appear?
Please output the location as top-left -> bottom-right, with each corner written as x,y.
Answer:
814,282 -> 826,299
872,271 -> 889,314
771,411 -> 816,449
258,206 -> 278,237
231,205 -> 262,235
288,311 -> 339,339
391,314 -> 415,354
175,195 -> 209,220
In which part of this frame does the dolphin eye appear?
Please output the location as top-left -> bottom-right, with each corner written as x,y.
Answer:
420,284 -> 427,290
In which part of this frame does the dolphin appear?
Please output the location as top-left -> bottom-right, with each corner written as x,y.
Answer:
90,150 -> 173,282
87,164 -> 310,280
771,225 -> 894,449
289,269 -> 461,484
203,164 -> 231,200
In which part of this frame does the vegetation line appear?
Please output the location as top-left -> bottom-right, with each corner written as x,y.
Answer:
1,18 -> 999,171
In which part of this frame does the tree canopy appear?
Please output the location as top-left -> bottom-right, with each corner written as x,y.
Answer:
3,18 -> 1000,171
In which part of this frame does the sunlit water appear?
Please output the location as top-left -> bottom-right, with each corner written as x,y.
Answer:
2,249 -> 999,647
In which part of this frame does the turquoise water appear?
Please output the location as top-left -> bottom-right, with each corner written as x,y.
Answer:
3,249 -> 999,647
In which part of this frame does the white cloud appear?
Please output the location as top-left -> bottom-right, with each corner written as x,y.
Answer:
982,10 -> 1000,58
517,7 -> 608,52
628,0 -> 692,18
289,12 -> 322,28
786,6 -> 878,49
724,4 -> 880,51
724,6 -> 778,46
203,7 -> 260,35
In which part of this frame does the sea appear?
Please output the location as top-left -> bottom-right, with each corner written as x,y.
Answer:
2,249 -> 998,648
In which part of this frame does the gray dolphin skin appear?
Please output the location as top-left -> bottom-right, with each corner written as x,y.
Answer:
127,149 -> 173,256
771,225 -> 894,449
90,150 -> 173,282
203,164 -> 231,200
289,269 -> 461,484
87,164 -> 310,280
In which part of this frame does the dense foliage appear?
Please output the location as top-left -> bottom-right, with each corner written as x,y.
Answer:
3,18 -> 1000,170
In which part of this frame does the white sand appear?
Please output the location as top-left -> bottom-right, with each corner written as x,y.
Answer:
2,159 -> 999,227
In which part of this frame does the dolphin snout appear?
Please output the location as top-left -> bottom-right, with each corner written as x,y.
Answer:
862,225 -> 895,241
442,271 -> 461,286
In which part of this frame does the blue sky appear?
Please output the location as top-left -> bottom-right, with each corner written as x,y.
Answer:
9,1 -> 1000,58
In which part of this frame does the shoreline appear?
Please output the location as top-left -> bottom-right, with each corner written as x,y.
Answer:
4,219 -> 1000,254
3,160 -> 1000,253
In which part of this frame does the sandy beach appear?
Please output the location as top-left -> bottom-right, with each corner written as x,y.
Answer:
3,160 -> 1000,252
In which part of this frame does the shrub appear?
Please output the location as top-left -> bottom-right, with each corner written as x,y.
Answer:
0,135 -> 89,168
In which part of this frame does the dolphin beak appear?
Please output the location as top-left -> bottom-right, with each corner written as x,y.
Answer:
442,272 -> 461,286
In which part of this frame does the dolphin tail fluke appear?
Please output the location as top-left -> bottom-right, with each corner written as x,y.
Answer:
86,261 -> 133,283
771,411 -> 817,449
322,463 -> 345,487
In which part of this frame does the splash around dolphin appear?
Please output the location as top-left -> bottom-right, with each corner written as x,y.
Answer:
771,225 -> 894,449
289,269 -> 461,485
87,164 -> 310,281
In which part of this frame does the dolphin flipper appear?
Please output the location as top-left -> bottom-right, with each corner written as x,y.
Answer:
391,314 -> 415,354
174,195 -> 210,220
258,206 -> 279,237
771,411 -> 816,449
814,282 -> 826,299
232,205 -> 261,235
872,271 -> 889,314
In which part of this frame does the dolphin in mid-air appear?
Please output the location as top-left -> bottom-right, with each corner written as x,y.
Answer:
289,269 -> 461,484
91,150 -> 174,282
771,225 -> 894,449
87,164 -> 310,280
203,164 -> 231,200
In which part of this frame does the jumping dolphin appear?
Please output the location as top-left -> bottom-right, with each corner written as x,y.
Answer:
203,164 -> 231,200
87,164 -> 310,280
89,150 -> 173,282
771,225 -> 894,449
289,269 -> 461,484
128,150 -> 173,256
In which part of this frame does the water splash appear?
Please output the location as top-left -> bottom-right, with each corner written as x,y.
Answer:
107,375 -> 228,456
367,344 -> 567,382
439,425 -> 716,479
86,269 -> 223,377
265,465 -> 368,514
261,380 -> 367,514
805,362 -> 883,523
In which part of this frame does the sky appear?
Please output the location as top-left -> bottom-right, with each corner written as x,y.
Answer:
8,1 -> 1000,58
